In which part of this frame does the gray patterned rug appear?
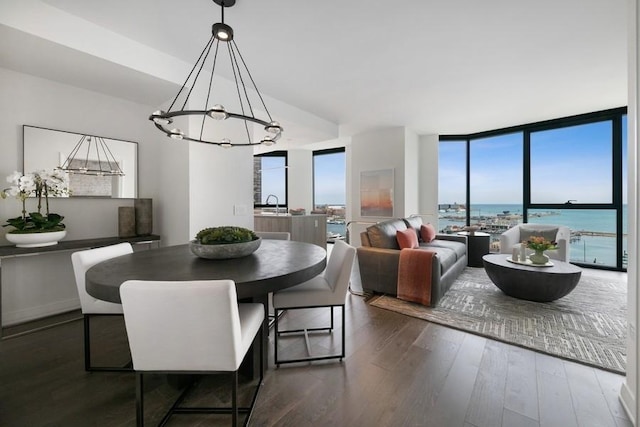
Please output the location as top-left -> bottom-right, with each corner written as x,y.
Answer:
369,267 -> 627,374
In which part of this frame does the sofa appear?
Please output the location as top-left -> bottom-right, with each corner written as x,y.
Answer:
357,216 -> 467,306
500,223 -> 570,262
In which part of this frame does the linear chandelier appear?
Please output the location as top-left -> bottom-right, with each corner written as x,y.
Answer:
58,135 -> 125,176
149,0 -> 283,147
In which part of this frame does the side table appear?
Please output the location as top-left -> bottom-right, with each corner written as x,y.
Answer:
457,231 -> 491,267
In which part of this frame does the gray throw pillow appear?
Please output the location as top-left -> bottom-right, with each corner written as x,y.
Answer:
519,227 -> 558,243
366,219 -> 407,249
403,216 -> 423,241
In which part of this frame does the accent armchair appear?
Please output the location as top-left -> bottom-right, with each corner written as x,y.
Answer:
500,223 -> 571,262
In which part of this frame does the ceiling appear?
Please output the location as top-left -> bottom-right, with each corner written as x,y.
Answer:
0,0 -> 628,146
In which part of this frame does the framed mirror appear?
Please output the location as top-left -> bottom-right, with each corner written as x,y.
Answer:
23,125 -> 138,198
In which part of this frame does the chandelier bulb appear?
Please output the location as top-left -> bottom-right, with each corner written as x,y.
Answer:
265,121 -> 283,134
220,138 -> 232,148
151,110 -> 173,125
212,23 -> 234,42
169,129 -> 184,140
208,105 -> 229,120
262,137 -> 274,146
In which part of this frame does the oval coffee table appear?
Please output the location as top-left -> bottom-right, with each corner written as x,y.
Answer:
482,254 -> 582,302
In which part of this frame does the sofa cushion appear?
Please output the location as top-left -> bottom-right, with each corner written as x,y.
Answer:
420,239 -> 466,260
403,216 -> 423,232
366,219 -> 407,249
396,228 -> 419,249
420,224 -> 436,243
427,247 -> 457,275
519,226 -> 558,243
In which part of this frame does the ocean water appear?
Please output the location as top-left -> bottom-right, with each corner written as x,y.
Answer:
439,204 -> 628,267
328,222 -> 347,236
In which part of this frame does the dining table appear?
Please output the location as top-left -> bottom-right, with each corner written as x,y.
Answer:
85,239 -> 327,377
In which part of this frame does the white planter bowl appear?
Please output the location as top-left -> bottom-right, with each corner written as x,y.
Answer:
5,230 -> 67,248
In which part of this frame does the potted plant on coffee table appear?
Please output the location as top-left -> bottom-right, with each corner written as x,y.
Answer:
525,235 -> 557,265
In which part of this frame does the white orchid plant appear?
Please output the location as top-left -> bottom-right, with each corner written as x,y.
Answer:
1,169 -> 69,233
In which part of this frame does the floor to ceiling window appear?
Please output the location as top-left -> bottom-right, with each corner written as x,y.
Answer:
313,148 -> 346,239
439,107 -> 627,270
469,133 -> 523,250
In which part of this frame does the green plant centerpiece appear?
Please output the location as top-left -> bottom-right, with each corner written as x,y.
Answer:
190,226 -> 261,259
1,170 -> 69,247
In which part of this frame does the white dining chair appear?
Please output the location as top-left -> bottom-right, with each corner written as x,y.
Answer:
272,239 -> 356,366
120,279 -> 264,427
71,242 -> 133,372
254,231 -> 290,327
254,231 -> 291,240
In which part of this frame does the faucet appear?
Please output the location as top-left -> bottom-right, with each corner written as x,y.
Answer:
265,194 -> 280,215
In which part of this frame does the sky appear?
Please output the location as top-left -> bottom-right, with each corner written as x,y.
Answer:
439,116 -> 628,205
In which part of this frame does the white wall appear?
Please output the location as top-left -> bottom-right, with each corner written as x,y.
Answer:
287,149 -> 314,212
349,126 -> 440,224
418,134 -> 440,225
0,66 -> 179,325
0,67 -> 167,243
404,128 -> 420,217
350,127 -> 408,221
622,0 -> 639,422
188,142 -> 254,237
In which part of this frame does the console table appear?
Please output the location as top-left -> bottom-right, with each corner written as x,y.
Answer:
0,235 -> 160,339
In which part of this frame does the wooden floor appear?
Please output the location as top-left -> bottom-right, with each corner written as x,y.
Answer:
0,270 -> 632,427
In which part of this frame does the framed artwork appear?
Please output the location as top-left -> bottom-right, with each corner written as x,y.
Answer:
360,169 -> 394,217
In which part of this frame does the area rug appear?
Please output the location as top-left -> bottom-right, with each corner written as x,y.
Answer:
369,267 -> 627,374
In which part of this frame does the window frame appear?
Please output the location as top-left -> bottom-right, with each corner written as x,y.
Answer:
312,147 -> 346,210
253,151 -> 288,209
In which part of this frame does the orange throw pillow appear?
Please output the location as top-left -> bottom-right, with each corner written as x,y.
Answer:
420,223 -> 436,243
396,228 -> 419,249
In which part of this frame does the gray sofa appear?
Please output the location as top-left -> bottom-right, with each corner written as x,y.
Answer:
357,216 -> 467,306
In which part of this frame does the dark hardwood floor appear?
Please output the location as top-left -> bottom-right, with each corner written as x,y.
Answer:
0,271 -> 632,427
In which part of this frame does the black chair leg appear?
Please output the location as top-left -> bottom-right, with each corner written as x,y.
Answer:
274,305 -> 345,365
83,315 -> 91,371
232,371 -> 238,426
136,372 -> 144,427
330,306 -> 334,330
274,309 -> 280,366
83,313 -> 132,372
341,305 -> 346,360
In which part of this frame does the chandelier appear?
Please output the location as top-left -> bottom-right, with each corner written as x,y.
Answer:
149,0 -> 283,147
58,134 -> 125,176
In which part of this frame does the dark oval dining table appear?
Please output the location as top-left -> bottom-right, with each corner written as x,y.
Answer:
85,239 -> 327,376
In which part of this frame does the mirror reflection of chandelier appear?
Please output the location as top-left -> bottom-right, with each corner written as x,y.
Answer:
58,135 -> 125,176
149,0 -> 283,148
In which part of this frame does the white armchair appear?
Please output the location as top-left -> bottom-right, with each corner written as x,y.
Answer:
500,223 -> 571,262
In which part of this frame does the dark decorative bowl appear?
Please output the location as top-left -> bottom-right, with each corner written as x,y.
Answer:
189,237 -> 262,259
